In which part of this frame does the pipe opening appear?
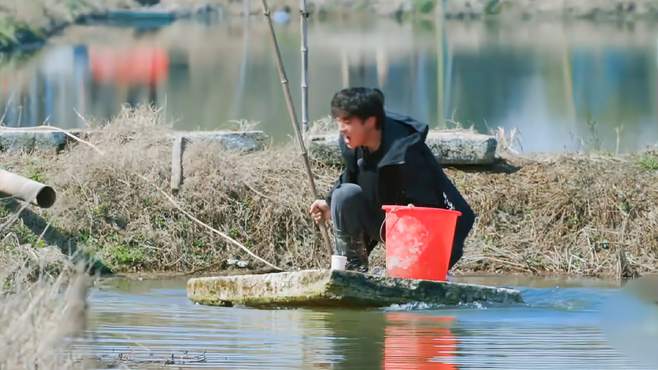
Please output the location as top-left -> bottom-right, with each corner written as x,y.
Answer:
35,186 -> 56,208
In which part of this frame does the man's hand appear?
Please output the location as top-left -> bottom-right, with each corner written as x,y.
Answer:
309,199 -> 331,224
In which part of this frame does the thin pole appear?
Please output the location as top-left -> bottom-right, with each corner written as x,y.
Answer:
261,0 -> 333,257
300,0 -> 309,132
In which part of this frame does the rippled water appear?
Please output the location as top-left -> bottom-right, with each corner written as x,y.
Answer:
73,276 -> 658,369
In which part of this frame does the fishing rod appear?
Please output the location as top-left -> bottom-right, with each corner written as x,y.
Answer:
260,0 -> 333,257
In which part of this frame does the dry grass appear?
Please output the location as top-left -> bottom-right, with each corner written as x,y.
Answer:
0,233 -> 89,369
1,106 -> 657,277
1,106 -> 335,273
454,154 -> 658,276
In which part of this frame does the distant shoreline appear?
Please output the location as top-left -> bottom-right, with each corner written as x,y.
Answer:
2,0 -> 658,54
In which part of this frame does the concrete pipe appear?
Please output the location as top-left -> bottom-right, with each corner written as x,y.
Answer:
0,169 -> 56,208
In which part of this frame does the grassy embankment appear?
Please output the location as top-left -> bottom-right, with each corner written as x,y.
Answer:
0,0 -> 135,52
1,106 -> 657,278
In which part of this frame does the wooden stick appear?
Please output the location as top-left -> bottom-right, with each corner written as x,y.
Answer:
261,0 -> 333,257
300,0 -> 309,132
170,135 -> 184,191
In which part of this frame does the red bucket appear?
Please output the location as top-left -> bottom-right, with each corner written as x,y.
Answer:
382,205 -> 461,282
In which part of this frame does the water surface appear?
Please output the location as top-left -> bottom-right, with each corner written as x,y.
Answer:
73,275 -> 658,369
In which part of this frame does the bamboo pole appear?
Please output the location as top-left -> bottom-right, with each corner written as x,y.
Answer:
300,0 -> 309,132
261,0 -> 333,257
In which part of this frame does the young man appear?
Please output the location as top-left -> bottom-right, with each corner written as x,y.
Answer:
309,87 -> 475,272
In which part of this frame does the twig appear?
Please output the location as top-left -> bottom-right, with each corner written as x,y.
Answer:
242,181 -> 278,204
0,202 -> 28,235
73,108 -> 92,129
137,174 -> 283,272
0,91 -> 14,124
35,221 -> 51,246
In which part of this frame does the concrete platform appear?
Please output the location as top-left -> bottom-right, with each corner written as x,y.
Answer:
187,270 -> 523,308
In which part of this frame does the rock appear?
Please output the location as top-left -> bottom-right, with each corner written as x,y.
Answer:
308,130 -> 497,166
177,131 -> 269,152
187,269 -> 523,308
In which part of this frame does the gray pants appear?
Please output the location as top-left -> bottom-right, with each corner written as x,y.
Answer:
330,183 -> 385,252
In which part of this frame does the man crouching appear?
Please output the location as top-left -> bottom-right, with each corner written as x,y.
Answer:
309,87 -> 475,273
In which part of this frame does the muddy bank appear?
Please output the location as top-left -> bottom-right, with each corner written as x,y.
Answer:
1,107 -> 656,278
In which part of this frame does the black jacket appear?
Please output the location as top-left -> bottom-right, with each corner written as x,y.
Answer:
326,112 -> 475,268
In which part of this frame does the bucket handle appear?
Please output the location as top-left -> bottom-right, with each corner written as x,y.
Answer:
379,204 -> 414,242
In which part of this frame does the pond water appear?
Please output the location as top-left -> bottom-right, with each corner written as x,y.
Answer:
72,275 -> 658,369
2,13 -> 658,153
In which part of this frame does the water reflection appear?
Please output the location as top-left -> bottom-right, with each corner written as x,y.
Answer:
2,16 -> 658,152
384,313 -> 457,370
72,277 -> 649,369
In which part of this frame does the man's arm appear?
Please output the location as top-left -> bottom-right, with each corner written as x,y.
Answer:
311,166 -> 355,224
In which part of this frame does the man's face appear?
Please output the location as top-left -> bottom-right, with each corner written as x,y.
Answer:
336,115 -> 377,149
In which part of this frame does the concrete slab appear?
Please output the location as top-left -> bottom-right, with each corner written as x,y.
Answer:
0,129 -> 84,152
308,130 -> 497,166
177,130 -> 269,152
0,129 -> 268,153
187,269 -> 523,308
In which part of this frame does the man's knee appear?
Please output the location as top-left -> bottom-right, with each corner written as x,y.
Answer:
331,183 -> 366,232
331,183 -> 363,209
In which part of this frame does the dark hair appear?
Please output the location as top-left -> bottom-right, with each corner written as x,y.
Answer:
331,87 -> 385,129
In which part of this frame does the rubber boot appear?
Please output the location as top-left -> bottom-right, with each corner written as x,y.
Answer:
334,228 -> 369,273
